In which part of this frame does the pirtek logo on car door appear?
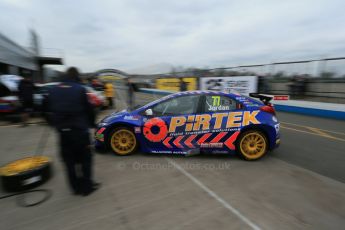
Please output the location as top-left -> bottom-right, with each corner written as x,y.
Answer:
168,110 -> 260,132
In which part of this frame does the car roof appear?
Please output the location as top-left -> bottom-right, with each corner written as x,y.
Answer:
169,90 -> 242,97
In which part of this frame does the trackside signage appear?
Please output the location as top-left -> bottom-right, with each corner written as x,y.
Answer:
200,76 -> 258,96
273,95 -> 289,100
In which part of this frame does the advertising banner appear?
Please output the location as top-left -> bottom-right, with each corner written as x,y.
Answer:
156,77 -> 197,91
200,76 -> 258,95
273,95 -> 290,100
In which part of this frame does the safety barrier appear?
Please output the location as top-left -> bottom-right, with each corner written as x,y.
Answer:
273,100 -> 345,120
137,88 -> 345,120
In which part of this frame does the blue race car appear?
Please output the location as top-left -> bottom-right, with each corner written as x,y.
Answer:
95,91 -> 280,160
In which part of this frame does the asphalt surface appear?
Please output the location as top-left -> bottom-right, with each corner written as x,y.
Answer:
274,113 -> 345,183
0,99 -> 345,229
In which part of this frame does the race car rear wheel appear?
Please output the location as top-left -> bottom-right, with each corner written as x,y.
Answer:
109,127 -> 138,156
237,130 -> 268,160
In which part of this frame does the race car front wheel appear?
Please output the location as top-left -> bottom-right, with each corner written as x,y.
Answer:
109,127 -> 138,156
236,130 -> 268,160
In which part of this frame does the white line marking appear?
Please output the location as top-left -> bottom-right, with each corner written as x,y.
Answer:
280,121 -> 345,136
166,158 -> 261,230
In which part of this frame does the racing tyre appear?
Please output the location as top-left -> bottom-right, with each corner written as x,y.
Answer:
236,130 -> 268,161
109,127 -> 138,156
0,156 -> 52,192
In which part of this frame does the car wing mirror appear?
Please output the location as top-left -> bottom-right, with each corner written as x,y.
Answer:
144,108 -> 153,116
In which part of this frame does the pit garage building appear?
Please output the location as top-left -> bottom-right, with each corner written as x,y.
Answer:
0,32 -> 63,82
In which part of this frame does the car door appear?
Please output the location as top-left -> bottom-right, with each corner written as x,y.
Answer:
198,94 -> 242,153
142,94 -> 203,153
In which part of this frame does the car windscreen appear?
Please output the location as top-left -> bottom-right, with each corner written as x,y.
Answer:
133,94 -> 174,112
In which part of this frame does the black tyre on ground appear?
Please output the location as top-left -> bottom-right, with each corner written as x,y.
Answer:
0,156 -> 52,192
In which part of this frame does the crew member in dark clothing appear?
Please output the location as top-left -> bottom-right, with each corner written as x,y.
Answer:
45,67 -> 100,196
18,77 -> 35,125
180,79 -> 187,91
127,79 -> 138,109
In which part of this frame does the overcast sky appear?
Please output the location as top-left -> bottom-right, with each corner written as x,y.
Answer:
1,0 -> 345,73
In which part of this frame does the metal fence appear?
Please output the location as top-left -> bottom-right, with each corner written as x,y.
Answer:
131,57 -> 345,104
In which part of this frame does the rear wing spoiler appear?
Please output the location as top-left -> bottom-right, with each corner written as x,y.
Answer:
249,93 -> 274,105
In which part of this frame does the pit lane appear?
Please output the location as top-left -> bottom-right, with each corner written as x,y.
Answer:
0,98 -> 345,229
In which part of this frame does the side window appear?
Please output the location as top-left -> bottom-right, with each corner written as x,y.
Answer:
152,95 -> 200,116
204,95 -> 237,112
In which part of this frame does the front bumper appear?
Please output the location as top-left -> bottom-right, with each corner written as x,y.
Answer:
94,127 -> 107,149
94,140 -> 107,152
